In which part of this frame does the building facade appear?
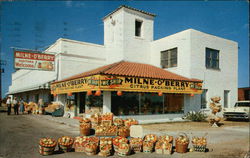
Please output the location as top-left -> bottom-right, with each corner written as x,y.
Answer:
238,87 -> 250,101
8,5 -> 238,121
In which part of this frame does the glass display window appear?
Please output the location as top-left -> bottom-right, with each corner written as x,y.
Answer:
111,92 -> 139,115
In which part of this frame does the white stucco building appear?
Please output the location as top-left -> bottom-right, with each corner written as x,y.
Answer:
8,5 -> 238,120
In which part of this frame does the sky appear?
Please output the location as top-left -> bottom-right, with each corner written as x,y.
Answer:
0,1 -> 249,98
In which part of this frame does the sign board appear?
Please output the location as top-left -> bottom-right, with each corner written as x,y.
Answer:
51,75 -> 100,94
99,75 -> 202,94
51,75 -> 202,94
14,50 -> 55,71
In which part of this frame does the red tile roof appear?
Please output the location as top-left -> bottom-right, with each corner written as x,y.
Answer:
54,61 -> 202,83
103,5 -> 156,20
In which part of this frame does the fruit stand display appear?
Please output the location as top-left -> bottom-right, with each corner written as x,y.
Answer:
39,138 -> 57,156
124,118 -> 138,127
25,102 -> 39,114
144,134 -> 158,144
117,126 -> 130,138
130,138 -> 143,153
38,112 -> 210,156
79,118 -> 91,136
158,135 -> 173,144
113,136 -> 128,152
95,125 -> 117,136
99,137 -> 113,157
143,141 -> 154,153
90,113 -> 101,129
58,136 -> 74,152
155,141 -> 172,155
74,136 -> 88,152
117,143 -> 130,156
175,133 -> 189,153
208,97 -> 222,127
155,135 -> 173,155
113,118 -> 124,126
85,142 -> 98,155
101,112 -> 113,126
191,136 -> 207,152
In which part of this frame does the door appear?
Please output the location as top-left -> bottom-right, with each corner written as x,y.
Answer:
224,90 -> 230,108
79,92 -> 85,113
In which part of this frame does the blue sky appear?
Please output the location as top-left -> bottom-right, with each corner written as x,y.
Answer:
1,1 -> 249,97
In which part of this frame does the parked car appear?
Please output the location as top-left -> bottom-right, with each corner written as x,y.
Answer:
223,101 -> 250,120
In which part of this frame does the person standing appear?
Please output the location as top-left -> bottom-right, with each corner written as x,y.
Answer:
19,98 -> 25,114
13,97 -> 19,115
6,97 -> 12,115
38,99 -> 44,114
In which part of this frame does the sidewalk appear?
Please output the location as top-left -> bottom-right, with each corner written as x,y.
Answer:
27,114 -> 79,127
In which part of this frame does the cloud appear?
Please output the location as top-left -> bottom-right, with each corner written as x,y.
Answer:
65,0 -> 72,8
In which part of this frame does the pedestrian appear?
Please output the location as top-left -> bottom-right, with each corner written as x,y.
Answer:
19,98 -> 25,114
38,99 -> 44,114
13,97 -> 19,115
6,97 -> 12,115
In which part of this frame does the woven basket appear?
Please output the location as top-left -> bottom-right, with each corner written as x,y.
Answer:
130,144 -> 142,153
85,147 -> 97,156
143,146 -> 153,153
39,145 -> 56,156
74,144 -> 85,152
84,142 -> 98,155
113,145 -> 119,153
91,122 -> 98,129
98,150 -> 111,157
80,127 -> 90,136
117,148 -> 130,156
155,148 -> 163,154
58,144 -> 73,152
175,142 -> 189,153
193,145 -> 206,152
175,132 -> 189,153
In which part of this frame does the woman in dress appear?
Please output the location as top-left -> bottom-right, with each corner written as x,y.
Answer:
19,98 -> 25,114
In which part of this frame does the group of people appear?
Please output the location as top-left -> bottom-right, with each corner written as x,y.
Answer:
6,97 -> 25,115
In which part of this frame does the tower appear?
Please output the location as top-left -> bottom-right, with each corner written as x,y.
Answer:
103,5 -> 156,63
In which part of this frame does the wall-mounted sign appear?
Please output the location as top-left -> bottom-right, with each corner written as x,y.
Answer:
51,75 -> 203,95
14,50 -> 55,71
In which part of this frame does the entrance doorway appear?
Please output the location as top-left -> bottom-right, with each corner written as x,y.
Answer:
79,92 -> 85,114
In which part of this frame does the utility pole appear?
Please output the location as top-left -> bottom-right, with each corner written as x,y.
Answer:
0,2 -> 2,104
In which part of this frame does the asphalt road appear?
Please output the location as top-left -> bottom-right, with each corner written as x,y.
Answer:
0,111 -> 249,158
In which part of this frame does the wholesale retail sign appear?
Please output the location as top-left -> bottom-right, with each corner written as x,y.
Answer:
14,50 -> 55,71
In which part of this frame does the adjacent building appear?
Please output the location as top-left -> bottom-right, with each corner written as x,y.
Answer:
8,5 -> 238,121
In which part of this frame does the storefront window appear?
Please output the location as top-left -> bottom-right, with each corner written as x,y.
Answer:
85,93 -> 103,113
66,94 -> 76,112
111,92 -> 184,116
140,93 -> 163,114
164,94 -> 184,113
111,92 -> 139,115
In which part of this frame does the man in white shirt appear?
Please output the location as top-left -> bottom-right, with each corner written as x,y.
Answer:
6,97 -> 12,115
13,97 -> 19,115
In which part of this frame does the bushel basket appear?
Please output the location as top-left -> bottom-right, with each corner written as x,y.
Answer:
39,145 -> 56,156
58,144 -> 73,152
130,144 -> 142,153
74,144 -> 85,152
175,142 -> 189,153
80,127 -> 90,136
193,145 -> 206,152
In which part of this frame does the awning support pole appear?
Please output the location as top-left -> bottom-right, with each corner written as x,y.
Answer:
103,91 -> 111,114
